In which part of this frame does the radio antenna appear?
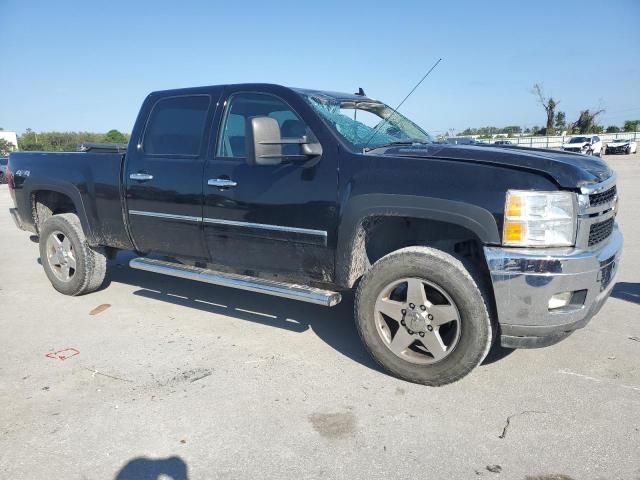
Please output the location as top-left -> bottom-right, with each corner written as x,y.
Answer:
363,57 -> 443,151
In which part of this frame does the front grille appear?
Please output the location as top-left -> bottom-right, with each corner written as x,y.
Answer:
589,186 -> 616,207
564,147 -> 581,152
588,217 -> 614,246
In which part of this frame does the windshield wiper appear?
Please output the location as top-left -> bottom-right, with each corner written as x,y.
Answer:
364,140 -> 429,153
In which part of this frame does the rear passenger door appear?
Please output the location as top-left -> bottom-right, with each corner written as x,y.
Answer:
125,92 -> 218,259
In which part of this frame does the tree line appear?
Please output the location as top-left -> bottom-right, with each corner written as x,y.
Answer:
0,128 -> 129,155
460,119 -> 639,139
14,129 -> 129,152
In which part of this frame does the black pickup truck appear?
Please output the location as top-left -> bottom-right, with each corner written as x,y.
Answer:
7,83 -> 622,385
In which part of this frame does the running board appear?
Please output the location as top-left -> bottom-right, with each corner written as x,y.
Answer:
129,257 -> 342,307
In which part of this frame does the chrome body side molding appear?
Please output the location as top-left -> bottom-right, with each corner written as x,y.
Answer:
202,217 -> 327,238
128,210 -> 201,223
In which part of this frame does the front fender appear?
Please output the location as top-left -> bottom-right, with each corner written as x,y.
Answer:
335,194 -> 500,288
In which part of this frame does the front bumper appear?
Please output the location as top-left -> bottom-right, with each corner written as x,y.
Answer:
606,147 -> 629,154
484,226 -> 622,348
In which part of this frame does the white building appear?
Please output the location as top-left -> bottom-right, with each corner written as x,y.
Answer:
0,131 -> 19,151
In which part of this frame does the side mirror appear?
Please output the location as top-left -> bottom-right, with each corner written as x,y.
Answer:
245,116 -> 322,166
245,116 -> 283,166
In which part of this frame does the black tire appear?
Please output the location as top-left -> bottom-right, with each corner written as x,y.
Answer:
39,213 -> 107,296
355,246 -> 493,386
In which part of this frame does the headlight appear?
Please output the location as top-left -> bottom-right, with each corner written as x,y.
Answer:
503,190 -> 577,247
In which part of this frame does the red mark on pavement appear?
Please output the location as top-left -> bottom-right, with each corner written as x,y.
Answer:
46,348 -> 80,361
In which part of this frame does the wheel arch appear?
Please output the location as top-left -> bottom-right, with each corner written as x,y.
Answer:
335,194 -> 500,288
29,183 -> 94,242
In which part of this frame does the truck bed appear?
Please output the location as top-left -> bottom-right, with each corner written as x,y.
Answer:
8,150 -> 134,250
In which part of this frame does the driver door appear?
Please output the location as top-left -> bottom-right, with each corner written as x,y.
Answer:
202,89 -> 338,283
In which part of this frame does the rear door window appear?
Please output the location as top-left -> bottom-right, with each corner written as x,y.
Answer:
143,95 -> 211,156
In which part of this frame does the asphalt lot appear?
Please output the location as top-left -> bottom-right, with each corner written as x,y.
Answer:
0,155 -> 639,480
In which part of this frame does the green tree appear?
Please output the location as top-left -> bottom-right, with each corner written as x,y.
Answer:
103,129 -> 128,144
501,126 -> 522,135
0,138 -> 16,156
554,111 -> 566,132
18,129 -> 43,151
605,125 -> 621,133
571,109 -> 604,134
623,120 -> 640,132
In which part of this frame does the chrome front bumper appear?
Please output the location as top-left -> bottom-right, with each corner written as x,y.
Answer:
484,226 -> 623,348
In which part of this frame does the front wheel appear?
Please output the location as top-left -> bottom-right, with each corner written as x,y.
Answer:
355,246 -> 493,386
39,213 -> 107,296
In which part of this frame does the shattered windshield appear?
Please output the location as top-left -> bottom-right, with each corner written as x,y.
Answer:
300,93 -> 433,151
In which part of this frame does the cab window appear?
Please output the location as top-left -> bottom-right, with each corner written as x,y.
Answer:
217,92 -> 314,158
143,95 -> 210,156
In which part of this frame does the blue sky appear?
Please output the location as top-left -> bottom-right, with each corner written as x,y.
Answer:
1,0 -> 639,136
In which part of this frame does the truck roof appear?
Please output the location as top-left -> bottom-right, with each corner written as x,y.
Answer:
148,83 -> 376,103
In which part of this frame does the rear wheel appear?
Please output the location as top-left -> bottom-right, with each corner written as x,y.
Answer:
39,213 -> 107,296
355,246 -> 493,386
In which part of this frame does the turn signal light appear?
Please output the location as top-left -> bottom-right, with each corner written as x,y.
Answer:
504,222 -> 524,243
505,194 -> 522,217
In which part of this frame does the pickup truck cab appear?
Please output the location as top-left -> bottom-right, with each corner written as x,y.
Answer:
7,83 -> 622,385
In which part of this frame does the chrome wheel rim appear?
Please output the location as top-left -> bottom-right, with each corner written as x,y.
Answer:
374,277 -> 461,364
46,230 -> 77,282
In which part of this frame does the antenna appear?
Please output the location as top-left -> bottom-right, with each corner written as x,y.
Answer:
363,58 -> 443,151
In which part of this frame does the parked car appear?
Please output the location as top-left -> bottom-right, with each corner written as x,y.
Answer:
562,135 -> 603,156
0,157 -> 8,184
7,83 -> 622,386
445,137 -> 478,145
493,140 -> 513,145
605,138 -> 637,155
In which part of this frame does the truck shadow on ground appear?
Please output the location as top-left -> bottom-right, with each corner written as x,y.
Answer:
99,251 -> 514,374
611,282 -> 640,305
114,455 -> 188,480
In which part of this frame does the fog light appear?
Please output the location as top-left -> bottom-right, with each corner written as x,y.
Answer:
548,292 -> 572,310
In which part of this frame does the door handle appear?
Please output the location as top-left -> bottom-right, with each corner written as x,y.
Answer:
208,178 -> 238,188
130,172 -> 154,181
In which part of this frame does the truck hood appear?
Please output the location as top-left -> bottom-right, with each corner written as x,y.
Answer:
377,144 -> 612,189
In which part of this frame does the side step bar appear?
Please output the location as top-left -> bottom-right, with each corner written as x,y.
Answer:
129,257 -> 342,307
